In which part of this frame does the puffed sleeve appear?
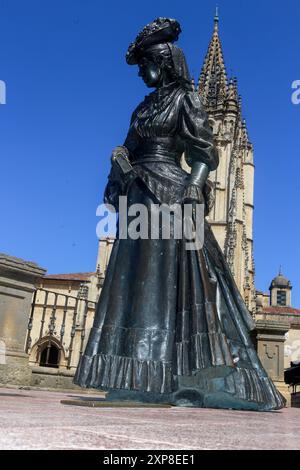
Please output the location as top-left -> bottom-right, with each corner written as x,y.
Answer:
179,92 -> 219,171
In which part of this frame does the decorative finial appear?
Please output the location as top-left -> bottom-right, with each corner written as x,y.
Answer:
238,95 -> 242,110
279,265 -> 282,275
214,5 -> 219,31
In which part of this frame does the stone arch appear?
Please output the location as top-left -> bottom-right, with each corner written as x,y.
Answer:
29,336 -> 67,368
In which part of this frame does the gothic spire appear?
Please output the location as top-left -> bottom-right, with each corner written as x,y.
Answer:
225,77 -> 238,113
214,5 -> 219,30
198,8 -> 228,111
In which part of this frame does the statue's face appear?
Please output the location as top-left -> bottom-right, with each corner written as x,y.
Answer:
138,57 -> 162,88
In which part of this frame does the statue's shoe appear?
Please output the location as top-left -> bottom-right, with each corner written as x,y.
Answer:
171,389 -> 205,408
172,388 -> 278,411
203,391 -> 266,411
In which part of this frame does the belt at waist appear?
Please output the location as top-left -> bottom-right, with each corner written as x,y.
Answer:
131,156 -> 179,166
131,138 -> 183,165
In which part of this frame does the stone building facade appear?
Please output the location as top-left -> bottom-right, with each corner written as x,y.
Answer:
0,254 -> 46,386
256,272 -> 300,370
0,240 -> 114,390
25,238 -> 114,389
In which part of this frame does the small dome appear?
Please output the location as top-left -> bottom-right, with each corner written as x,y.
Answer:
270,273 -> 291,289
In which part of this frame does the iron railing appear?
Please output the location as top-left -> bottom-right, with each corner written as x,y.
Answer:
26,288 -> 96,368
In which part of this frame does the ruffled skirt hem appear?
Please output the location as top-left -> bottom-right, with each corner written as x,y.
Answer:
74,352 -> 285,410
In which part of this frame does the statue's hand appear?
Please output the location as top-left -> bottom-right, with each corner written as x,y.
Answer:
183,184 -> 205,205
111,146 -> 136,180
183,181 -> 214,216
104,145 -> 137,210
111,146 -> 130,164
203,180 -> 215,214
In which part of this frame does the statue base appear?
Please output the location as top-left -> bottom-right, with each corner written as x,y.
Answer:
61,396 -> 171,408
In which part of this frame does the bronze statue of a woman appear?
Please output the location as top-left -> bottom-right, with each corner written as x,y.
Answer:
74,18 -> 285,410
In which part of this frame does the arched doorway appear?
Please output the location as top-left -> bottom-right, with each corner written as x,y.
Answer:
39,342 -> 60,368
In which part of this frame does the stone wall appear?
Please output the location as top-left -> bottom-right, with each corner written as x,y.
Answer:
30,367 -> 82,390
255,320 -> 291,406
0,253 -> 45,387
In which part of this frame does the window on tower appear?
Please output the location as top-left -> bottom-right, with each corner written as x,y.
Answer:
277,290 -> 287,306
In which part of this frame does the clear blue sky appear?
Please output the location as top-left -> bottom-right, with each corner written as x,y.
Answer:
0,0 -> 299,303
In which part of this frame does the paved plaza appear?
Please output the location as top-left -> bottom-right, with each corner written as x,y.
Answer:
0,387 -> 299,450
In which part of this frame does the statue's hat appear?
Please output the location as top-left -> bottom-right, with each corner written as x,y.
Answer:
126,17 -> 181,65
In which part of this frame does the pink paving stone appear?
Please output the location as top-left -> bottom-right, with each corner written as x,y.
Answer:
0,387 -> 299,450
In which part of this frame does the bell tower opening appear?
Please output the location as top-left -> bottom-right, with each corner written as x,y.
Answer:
269,268 -> 292,307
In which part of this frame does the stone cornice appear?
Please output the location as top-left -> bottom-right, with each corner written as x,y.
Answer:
256,313 -> 300,327
0,253 -> 46,280
256,319 -> 290,333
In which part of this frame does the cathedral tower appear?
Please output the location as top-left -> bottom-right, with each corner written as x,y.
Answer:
269,269 -> 292,307
197,11 -> 255,313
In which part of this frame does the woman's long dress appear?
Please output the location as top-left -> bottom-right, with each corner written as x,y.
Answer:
74,83 -> 285,410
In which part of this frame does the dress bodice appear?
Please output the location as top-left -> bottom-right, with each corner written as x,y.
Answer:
124,83 -> 219,171
105,83 -> 219,207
